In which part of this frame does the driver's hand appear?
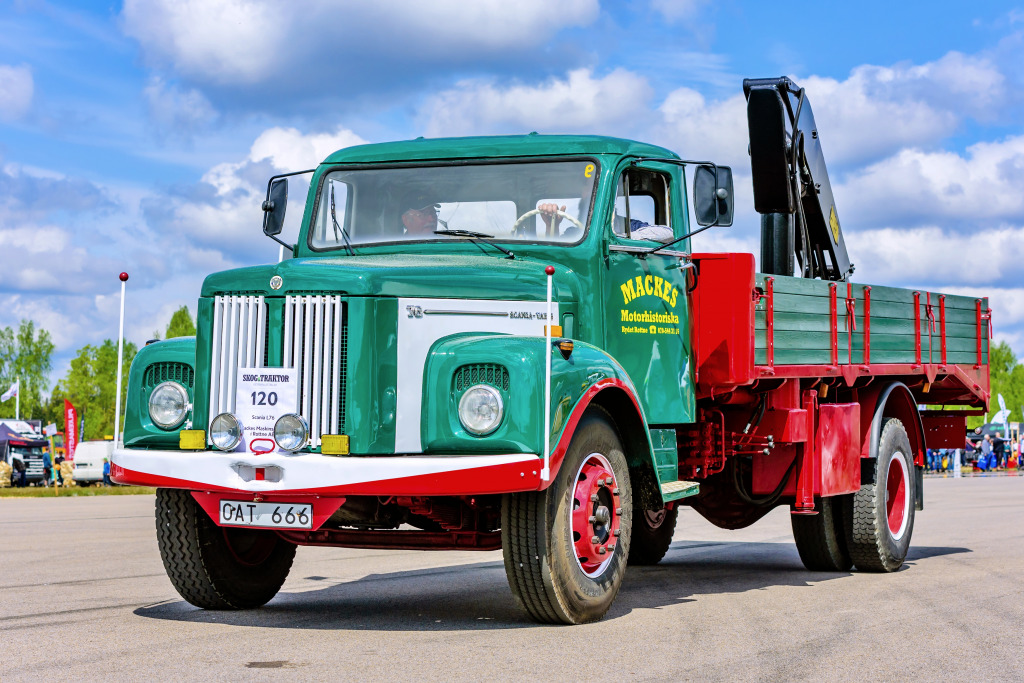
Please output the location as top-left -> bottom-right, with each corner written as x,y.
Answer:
538,203 -> 566,235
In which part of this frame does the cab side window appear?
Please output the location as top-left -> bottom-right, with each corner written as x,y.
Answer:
612,169 -> 672,240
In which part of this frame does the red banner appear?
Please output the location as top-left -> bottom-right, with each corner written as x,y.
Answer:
64,399 -> 78,461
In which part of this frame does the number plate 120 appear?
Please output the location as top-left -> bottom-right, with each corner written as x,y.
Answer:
219,501 -> 312,529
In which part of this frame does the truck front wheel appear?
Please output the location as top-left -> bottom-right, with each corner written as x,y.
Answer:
845,418 -> 915,572
155,488 -> 296,609
501,407 -> 632,624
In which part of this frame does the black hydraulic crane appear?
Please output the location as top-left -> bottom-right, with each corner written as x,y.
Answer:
743,77 -> 853,281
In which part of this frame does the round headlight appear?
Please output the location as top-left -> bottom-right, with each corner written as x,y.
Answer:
458,384 -> 504,435
148,381 -> 188,429
274,413 -> 308,452
210,413 -> 241,451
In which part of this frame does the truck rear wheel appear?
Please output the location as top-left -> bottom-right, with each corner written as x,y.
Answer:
845,418 -> 915,572
628,504 -> 677,565
791,496 -> 852,571
155,488 -> 296,609
501,408 -> 632,624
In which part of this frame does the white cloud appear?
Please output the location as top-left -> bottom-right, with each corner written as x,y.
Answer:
0,64 -> 33,122
836,135 -> 1024,227
143,76 -> 218,134
657,88 -> 748,168
246,127 -> 367,174
121,0 -> 599,86
846,224 -> 1024,287
420,68 -> 652,137
152,125 -> 368,253
803,52 -> 1005,165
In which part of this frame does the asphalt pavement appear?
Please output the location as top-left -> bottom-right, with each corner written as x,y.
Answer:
1,476 -> 1022,682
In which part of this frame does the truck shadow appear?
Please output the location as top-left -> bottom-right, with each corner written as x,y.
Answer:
133,541 -> 970,631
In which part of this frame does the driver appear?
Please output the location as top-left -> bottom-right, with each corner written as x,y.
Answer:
538,200 -> 673,243
400,192 -> 441,237
540,178 -> 675,244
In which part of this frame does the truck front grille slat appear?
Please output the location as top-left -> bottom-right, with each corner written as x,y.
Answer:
143,362 -> 195,389
454,364 -> 510,392
209,294 -> 346,449
283,295 -> 346,448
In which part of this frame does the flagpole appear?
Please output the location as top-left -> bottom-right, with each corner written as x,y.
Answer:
114,273 -> 128,448
15,376 -> 18,420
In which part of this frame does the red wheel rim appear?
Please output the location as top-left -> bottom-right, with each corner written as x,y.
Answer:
885,452 -> 910,540
570,453 -> 622,577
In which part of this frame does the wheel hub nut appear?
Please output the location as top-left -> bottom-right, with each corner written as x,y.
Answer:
593,506 -> 611,526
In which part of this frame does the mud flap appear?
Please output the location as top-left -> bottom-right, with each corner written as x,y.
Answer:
915,465 -> 924,511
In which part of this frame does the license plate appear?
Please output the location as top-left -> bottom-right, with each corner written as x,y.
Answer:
218,500 -> 312,529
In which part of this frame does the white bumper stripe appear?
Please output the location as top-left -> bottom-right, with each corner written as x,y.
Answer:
113,448 -> 538,493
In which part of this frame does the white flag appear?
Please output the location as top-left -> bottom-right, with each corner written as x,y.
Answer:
0,381 -> 17,402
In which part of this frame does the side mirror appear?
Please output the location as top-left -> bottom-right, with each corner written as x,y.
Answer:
262,178 -> 288,236
693,164 -> 734,227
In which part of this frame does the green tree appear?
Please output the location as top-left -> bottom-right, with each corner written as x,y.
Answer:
165,306 -> 196,339
0,319 -> 55,419
54,339 -> 137,440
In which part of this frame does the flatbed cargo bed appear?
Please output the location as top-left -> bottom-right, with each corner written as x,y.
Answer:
692,252 -> 990,406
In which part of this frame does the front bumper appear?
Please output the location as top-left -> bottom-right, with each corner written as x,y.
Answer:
111,447 -> 544,496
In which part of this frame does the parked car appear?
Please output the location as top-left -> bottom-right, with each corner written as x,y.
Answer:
72,440 -> 114,485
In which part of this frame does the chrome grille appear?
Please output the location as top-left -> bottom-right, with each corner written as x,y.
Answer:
208,295 -> 267,422
208,294 -> 345,449
284,295 -> 346,447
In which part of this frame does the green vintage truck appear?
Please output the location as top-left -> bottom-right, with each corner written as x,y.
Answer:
113,78 -> 989,624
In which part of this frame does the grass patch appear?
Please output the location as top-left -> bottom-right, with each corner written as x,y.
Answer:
0,485 -> 156,498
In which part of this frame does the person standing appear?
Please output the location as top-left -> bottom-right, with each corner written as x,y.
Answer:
979,434 -> 994,471
42,449 -> 52,485
993,433 -> 1006,470
54,453 -> 65,486
102,458 -> 111,487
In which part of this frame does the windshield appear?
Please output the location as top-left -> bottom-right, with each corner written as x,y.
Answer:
309,160 -> 598,250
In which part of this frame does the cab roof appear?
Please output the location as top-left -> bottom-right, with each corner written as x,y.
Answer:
321,134 -> 678,165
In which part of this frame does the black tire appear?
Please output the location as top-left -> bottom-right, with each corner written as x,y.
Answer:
501,407 -> 632,624
155,488 -> 296,609
845,418 -> 915,572
628,505 -> 677,565
791,495 -> 852,571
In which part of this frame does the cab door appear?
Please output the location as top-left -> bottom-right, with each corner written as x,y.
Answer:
602,162 -> 695,424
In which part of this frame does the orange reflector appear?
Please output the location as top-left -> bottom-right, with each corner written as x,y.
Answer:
544,325 -> 563,337
321,434 -> 350,456
179,430 -> 205,450
557,340 -> 574,359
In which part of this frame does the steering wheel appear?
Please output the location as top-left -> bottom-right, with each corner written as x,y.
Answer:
512,208 -> 585,238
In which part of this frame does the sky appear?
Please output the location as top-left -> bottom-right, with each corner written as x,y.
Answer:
0,0 -> 1023,387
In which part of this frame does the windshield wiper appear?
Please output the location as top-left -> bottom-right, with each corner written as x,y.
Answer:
434,228 -> 515,260
331,185 -> 355,256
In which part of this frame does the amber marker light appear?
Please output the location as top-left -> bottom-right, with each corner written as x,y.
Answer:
557,340 -> 574,359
